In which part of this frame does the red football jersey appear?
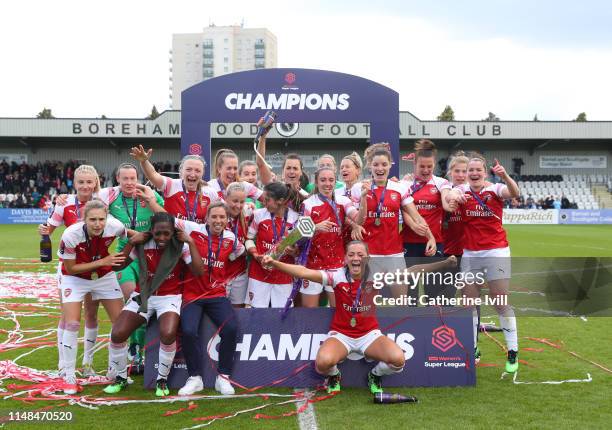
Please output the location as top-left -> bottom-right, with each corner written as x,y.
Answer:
302,194 -> 357,270
48,195 -> 88,228
321,269 -> 379,338
58,217 -> 126,280
402,175 -> 451,244
176,219 -> 244,301
457,183 -> 508,251
225,214 -> 251,279
129,239 -> 190,296
247,207 -> 299,284
350,181 -> 413,256
161,177 -> 218,224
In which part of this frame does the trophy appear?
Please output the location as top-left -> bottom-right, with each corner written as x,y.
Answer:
266,216 -> 315,260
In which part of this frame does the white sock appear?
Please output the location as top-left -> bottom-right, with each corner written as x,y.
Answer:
326,365 -> 339,376
499,308 -> 518,351
371,361 -> 404,376
57,320 -> 65,370
109,342 -> 128,379
83,324 -> 98,365
157,341 -> 176,380
472,307 -> 479,348
62,322 -> 80,378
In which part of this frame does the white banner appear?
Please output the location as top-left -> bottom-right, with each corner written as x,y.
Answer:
503,209 -> 559,224
0,153 -> 28,163
539,155 -> 607,169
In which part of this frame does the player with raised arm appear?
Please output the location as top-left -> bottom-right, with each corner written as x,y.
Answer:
103,212 -> 204,396
130,146 -> 218,223
262,241 -> 456,395
449,153 -> 521,372
57,200 -> 131,394
38,164 -> 103,378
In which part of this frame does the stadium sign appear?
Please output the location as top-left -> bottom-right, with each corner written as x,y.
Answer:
540,155 -> 607,169
181,68 -> 400,179
503,209 -> 559,224
144,307 -> 475,389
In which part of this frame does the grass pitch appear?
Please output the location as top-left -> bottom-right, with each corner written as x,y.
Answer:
0,224 -> 611,429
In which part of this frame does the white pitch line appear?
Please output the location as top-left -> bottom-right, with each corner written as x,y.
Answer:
294,388 -> 319,430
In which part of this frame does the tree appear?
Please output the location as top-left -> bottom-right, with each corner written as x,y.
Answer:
147,105 -> 160,119
437,105 -> 455,121
533,114 -> 539,121
483,112 -> 500,121
574,112 -> 587,122
36,108 -> 55,119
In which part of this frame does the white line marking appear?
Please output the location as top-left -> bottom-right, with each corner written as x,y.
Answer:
294,388 -> 318,430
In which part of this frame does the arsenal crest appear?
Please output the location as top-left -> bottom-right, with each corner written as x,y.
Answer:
430,187 -> 438,194
223,240 -> 229,249
64,288 -> 72,297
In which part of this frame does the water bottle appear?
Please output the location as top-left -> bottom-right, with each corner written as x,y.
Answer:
253,110 -> 277,143
373,392 -> 418,404
40,226 -> 53,263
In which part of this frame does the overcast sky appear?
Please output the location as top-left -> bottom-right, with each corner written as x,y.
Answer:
1,0 -> 611,120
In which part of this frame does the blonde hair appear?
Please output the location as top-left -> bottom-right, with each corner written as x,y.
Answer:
317,154 -> 337,169
447,151 -> 469,177
74,164 -> 101,193
342,152 -> 363,172
225,181 -> 246,197
83,199 -> 107,218
364,142 -> 393,167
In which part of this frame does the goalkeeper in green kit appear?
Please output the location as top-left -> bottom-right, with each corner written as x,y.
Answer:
98,163 -> 165,374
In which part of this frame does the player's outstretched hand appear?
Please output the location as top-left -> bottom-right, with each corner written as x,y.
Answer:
261,255 -> 274,266
351,225 -> 366,241
176,230 -> 193,244
315,220 -> 336,232
134,183 -> 155,202
55,194 -> 68,206
445,255 -> 457,268
38,223 -> 50,235
130,145 -> 153,162
361,180 -> 371,197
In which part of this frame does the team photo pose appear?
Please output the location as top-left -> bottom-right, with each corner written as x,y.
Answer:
262,241 -> 456,394
176,202 -> 245,396
300,167 -> 362,307
38,165 -> 103,378
57,200 -> 131,394
245,182 -> 300,308
209,149 -> 264,203
104,212 -> 204,396
131,146 -> 218,223
450,154 -> 521,372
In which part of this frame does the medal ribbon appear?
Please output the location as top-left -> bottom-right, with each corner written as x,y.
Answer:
182,182 -> 201,222
411,178 -> 427,195
83,225 -> 103,279
469,188 -> 502,220
121,194 -> 138,229
318,193 -> 342,230
206,225 -> 224,283
270,209 -> 288,244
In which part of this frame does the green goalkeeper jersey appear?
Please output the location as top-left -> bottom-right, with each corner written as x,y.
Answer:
109,190 -> 164,251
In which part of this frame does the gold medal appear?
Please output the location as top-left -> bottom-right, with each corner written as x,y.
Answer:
91,272 -> 99,281
374,218 -> 381,226
350,317 -> 357,327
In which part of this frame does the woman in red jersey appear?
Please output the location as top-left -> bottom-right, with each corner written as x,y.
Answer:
57,200 -> 130,394
131,145 -> 218,223
246,182 -> 300,308
224,182 -> 252,307
38,165 -> 103,378
442,151 -> 469,258
350,143 -> 435,297
300,167 -> 362,307
263,241 -> 456,395
450,153 -> 521,373
104,212 -> 204,397
175,201 -> 245,396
